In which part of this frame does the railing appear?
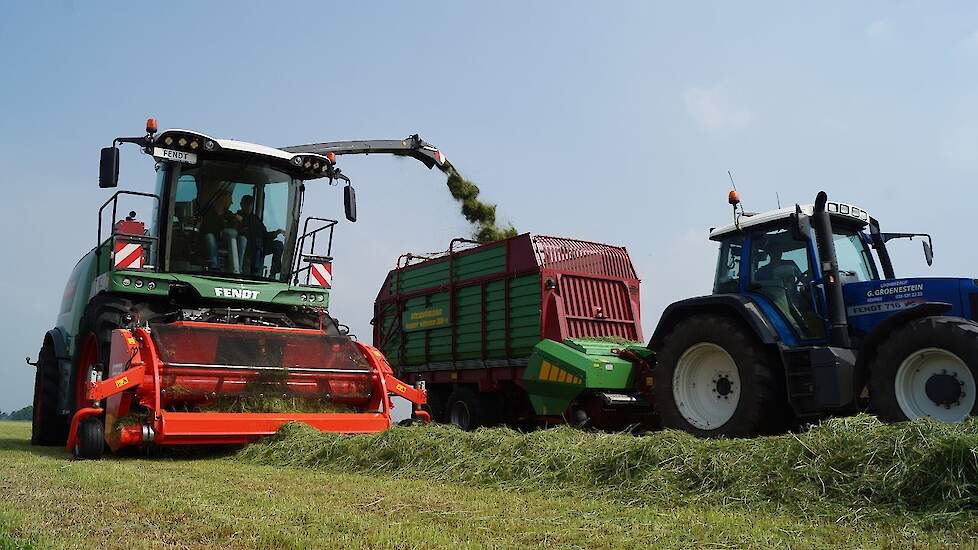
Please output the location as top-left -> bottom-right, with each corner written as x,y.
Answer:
290,217 -> 337,285
96,191 -> 161,272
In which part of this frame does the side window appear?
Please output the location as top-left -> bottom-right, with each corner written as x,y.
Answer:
713,237 -> 743,294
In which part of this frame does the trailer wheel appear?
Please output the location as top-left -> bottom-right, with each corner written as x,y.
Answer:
74,416 -> 105,460
870,316 -> 978,423
447,388 -> 488,431
654,315 -> 783,437
31,340 -> 68,446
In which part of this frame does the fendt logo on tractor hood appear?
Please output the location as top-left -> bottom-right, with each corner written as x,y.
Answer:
214,287 -> 261,300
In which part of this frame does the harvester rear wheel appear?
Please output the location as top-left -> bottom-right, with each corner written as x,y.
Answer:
654,315 -> 784,438
74,416 -> 105,460
447,388 -> 489,431
869,316 -> 978,423
31,340 -> 68,446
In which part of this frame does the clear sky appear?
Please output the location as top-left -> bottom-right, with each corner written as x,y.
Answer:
2,2 -> 976,411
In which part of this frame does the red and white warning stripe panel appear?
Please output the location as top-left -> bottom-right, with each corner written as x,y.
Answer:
309,262 -> 332,288
113,240 -> 144,270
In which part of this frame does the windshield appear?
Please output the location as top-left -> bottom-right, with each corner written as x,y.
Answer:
833,230 -> 877,282
164,160 -> 299,282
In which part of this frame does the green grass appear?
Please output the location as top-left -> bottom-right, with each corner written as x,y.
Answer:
2,420 -> 978,548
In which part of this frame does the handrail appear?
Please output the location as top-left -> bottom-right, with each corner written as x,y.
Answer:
96,190 -> 161,271
290,217 -> 337,285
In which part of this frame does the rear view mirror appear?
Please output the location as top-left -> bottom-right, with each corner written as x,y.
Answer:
923,240 -> 934,266
99,146 -> 119,188
344,184 -> 357,222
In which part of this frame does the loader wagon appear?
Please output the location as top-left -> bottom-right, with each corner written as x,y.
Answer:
373,234 -> 655,429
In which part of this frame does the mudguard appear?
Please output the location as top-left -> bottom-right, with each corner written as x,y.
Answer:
856,302 -> 952,370
649,294 -> 781,349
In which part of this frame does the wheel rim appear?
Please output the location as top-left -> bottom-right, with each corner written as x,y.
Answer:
894,347 -> 975,422
450,400 -> 471,429
673,343 -> 741,430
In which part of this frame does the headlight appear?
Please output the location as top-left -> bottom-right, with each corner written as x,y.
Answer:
147,281 -> 157,290
122,278 -> 131,287
134,279 -> 144,288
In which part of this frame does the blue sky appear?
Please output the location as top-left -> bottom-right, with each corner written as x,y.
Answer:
2,2 -> 977,410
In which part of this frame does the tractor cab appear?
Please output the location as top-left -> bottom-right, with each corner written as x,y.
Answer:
709,199 -> 891,346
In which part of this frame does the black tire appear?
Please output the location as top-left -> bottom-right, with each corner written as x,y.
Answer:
73,416 -> 105,460
653,315 -> 786,438
869,316 -> 978,423
31,339 -> 68,446
446,388 -> 490,431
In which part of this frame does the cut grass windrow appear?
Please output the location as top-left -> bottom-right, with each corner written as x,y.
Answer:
237,414 -> 978,521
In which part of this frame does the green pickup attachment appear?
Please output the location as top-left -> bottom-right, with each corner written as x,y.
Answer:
523,338 -> 650,417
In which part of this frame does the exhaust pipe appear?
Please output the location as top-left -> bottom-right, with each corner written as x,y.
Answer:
813,192 -> 851,348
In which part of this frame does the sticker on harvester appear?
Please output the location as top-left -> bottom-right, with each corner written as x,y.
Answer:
152,147 -> 197,164
115,376 -> 129,388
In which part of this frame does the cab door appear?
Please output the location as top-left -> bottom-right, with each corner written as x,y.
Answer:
745,230 -> 826,343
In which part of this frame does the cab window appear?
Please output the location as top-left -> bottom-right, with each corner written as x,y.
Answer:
713,236 -> 743,294
833,231 -> 877,282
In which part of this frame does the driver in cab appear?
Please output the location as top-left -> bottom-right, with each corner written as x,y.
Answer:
199,189 -> 246,273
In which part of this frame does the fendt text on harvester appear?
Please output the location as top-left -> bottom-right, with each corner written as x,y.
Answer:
28,119 -> 455,458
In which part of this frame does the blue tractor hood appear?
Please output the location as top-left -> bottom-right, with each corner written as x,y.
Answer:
843,277 -> 978,335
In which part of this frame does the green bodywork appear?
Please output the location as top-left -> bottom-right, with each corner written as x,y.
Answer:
523,339 -> 648,416
377,244 -> 541,365
54,243 -> 328,359
376,239 -> 648,417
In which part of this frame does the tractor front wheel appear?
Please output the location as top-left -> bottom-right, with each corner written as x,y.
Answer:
654,315 -> 786,438
870,316 -> 978,423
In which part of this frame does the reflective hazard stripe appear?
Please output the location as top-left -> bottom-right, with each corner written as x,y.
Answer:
310,263 -> 332,288
114,242 -> 143,269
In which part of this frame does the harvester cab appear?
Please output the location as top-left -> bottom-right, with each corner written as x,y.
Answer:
649,190 -> 978,437
30,120 -> 452,458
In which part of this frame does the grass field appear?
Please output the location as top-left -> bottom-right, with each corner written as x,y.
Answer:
2,420 -> 978,549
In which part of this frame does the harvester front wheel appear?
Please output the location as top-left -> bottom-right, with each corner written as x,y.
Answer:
31,340 -> 68,446
74,416 -> 105,460
870,316 -> 978,423
654,315 -> 783,438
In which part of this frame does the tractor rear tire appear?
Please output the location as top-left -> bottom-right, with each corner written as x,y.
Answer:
869,316 -> 978,423
74,416 -> 105,460
654,315 -> 786,438
447,388 -> 492,431
31,340 -> 68,446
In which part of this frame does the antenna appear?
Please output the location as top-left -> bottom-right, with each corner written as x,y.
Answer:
776,192 -> 781,209
727,170 -> 744,230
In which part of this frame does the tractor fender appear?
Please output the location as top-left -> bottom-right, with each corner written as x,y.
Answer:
855,302 -> 953,372
648,294 -> 781,350
43,328 -> 74,415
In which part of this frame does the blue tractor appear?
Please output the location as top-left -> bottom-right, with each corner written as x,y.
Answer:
649,191 -> 978,437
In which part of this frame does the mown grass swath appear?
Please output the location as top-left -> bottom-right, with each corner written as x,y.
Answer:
238,414 -> 978,519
